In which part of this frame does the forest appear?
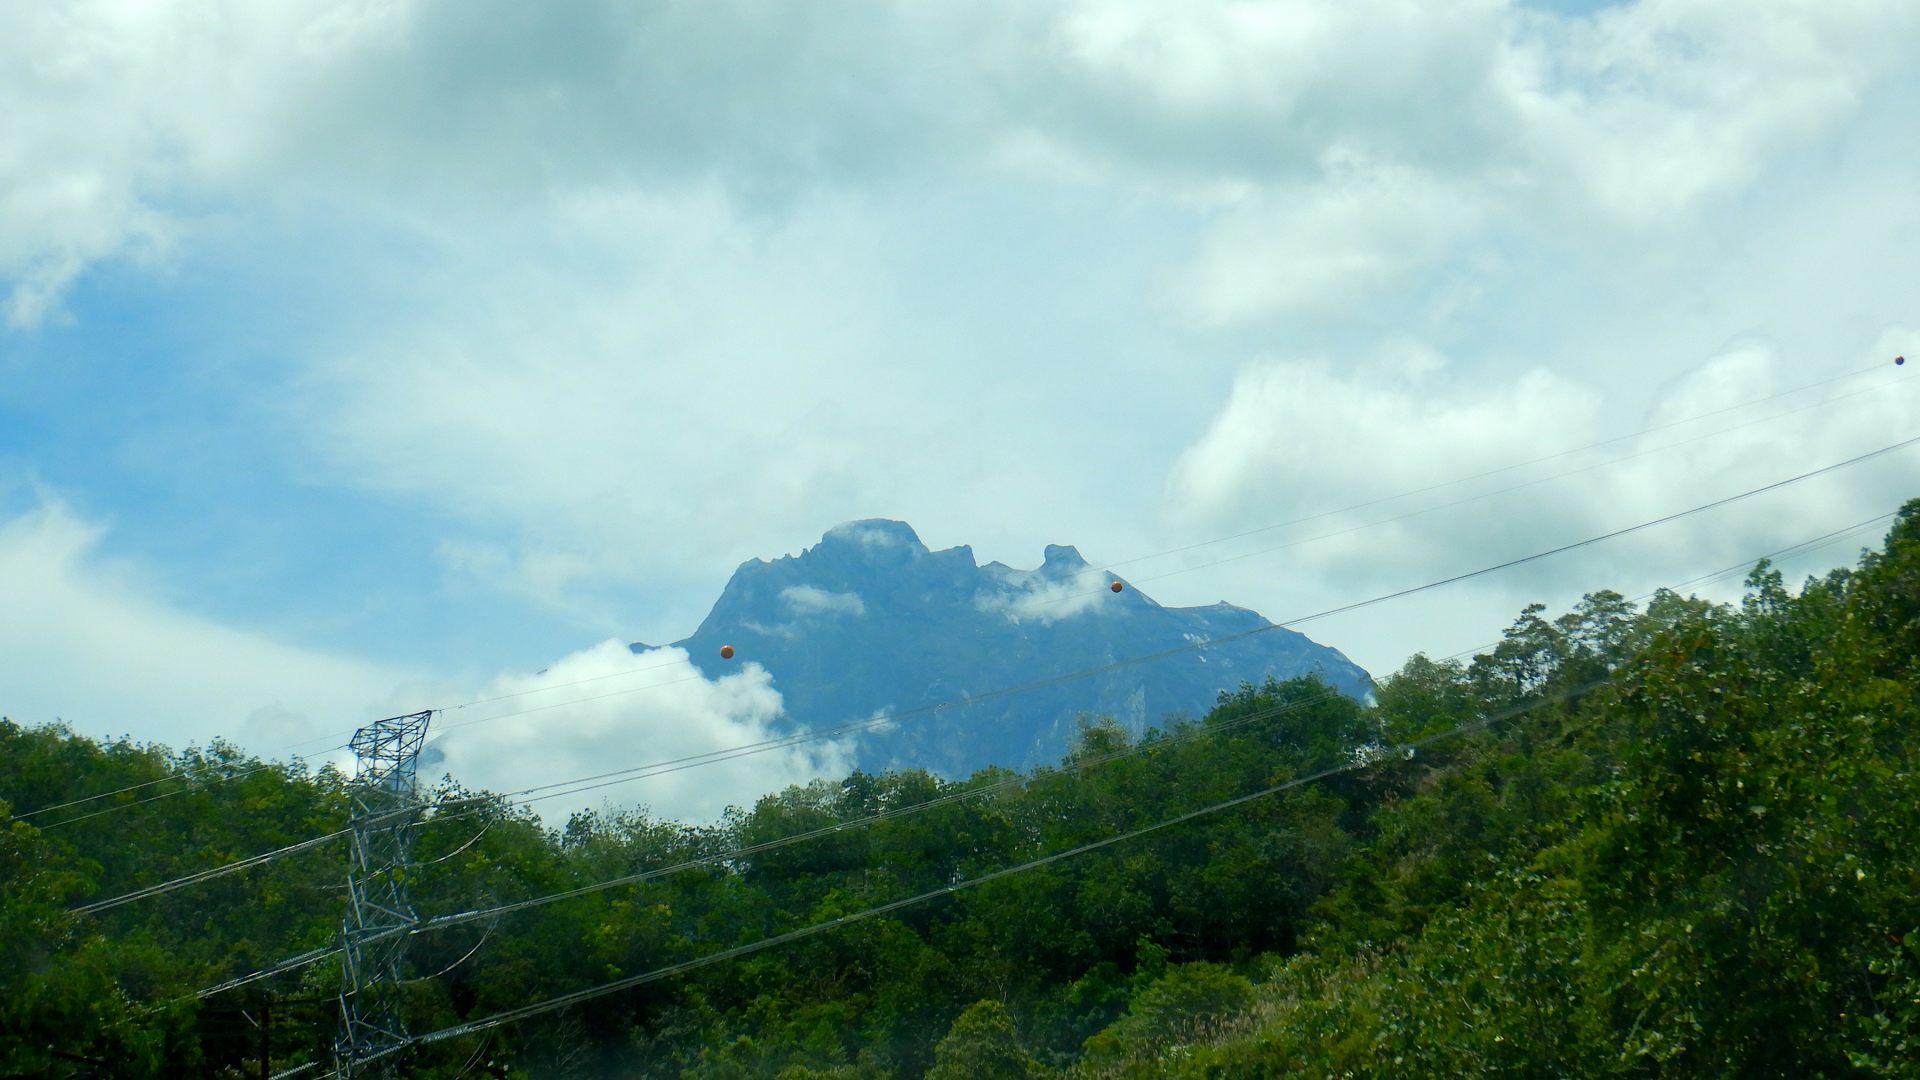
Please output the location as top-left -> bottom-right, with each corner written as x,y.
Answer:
4,501 -> 1918,1078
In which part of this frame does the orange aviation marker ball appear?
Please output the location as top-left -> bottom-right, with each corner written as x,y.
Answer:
1110,580 -> 1124,593
1899,355 -> 1907,366
720,644 -> 735,659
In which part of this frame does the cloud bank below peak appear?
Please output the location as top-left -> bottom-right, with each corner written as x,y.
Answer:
428,640 -> 851,824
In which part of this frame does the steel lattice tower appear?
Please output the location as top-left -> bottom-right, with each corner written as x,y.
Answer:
335,710 -> 433,1078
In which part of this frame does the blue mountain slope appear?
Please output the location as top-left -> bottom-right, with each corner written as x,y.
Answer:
634,520 -> 1371,776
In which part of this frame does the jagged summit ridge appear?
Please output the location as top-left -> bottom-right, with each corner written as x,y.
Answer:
820,518 -> 926,550
647,519 -> 1370,775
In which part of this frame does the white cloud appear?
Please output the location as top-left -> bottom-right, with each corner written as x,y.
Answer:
434,538 -> 636,637
0,0 -> 998,323
282,186 -> 931,624
269,180 -> 1197,645
780,585 -> 866,617
1163,334 -> 1920,601
1500,1 -> 1913,223
1020,0 -> 1511,184
3,0 -> 1918,710
0,4 -> 188,326
9,0 -> 1913,327
975,576 -> 1113,625
1172,153 -> 1478,324
0,498 -> 420,754
425,641 -> 850,824
822,522 -> 915,550
1168,342 -> 1598,521
1012,0 -> 1920,325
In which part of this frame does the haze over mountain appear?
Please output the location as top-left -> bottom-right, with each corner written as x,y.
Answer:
636,520 -> 1370,775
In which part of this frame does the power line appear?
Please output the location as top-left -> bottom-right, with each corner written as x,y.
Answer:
189,681 -> 1376,998
198,944 -> 346,1001
22,362 -> 1903,827
1067,378 -> 1905,603
428,673 -> 711,737
1071,358 -> 1907,583
71,800 -> 495,917
421,375 -> 1914,777
320,690 -> 1394,972
381,492 -> 1909,1060
446,654 -> 692,713
350,671 -> 1613,1072
191,506 -> 1904,1000
429,365 -> 1914,739
29,747 -> 350,829
408,359 -> 1907,740
19,663 -> 692,828
94,447 -> 1918,927
1663,513 -> 1898,594
74,829 -> 350,916
448,434 -> 1920,813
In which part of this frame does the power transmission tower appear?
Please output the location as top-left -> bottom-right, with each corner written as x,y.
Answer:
334,710 -> 433,1078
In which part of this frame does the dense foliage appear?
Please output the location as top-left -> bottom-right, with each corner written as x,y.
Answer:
4,501 -> 1917,1078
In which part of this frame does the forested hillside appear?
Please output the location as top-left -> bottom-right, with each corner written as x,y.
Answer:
5,502 -> 1918,1078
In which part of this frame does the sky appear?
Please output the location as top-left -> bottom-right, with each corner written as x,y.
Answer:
3,0 -> 1917,823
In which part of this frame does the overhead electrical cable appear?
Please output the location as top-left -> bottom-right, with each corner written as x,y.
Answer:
445,653 -> 693,712
190,680 -> 1379,997
71,799 -> 490,916
1073,357 -> 1908,583
428,672 -> 714,737
72,829 -> 350,916
406,358 -> 1908,731
1662,513 -> 1898,594
457,434 -> 1920,811
395,923 -> 495,986
340,670 -> 1616,1072
88,443 -> 1920,925
189,507 -> 1903,999
27,746 -> 350,829
462,507 -> 1910,841
20,660 -> 699,826
433,367 -> 1913,741
1049,377 -> 1908,606
102,441 -> 1920,923
25,361 -> 1904,826
197,943 -> 344,1001
365,377 -> 1920,753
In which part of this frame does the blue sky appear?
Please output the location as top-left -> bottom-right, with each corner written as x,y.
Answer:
4,0 -> 1917,820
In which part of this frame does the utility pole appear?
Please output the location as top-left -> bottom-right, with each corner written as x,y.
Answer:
334,710 -> 433,1078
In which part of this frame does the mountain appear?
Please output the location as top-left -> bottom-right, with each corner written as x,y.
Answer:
634,519 -> 1372,776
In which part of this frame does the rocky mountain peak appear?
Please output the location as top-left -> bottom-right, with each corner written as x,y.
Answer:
1039,543 -> 1089,573
652,519 -> 1372,776
817,519 -> 926,555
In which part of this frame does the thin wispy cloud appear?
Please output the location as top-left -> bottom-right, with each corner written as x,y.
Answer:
0,498 -> 419,752
976,577 -> 1113,626
781,585 -> 867,618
